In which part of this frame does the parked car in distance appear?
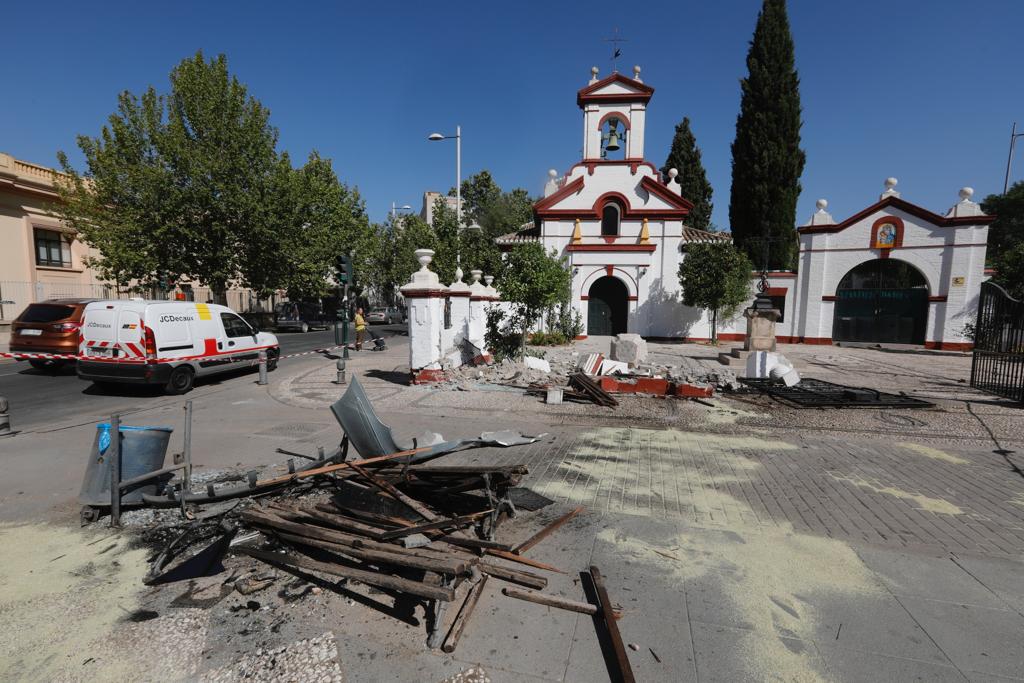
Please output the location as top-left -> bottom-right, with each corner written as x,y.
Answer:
366,306 -> 400,325
77,300 -> 279,394
10,298 -> 98,370
274,301 -> 334,333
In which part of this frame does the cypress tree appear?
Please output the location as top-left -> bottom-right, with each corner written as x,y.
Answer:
728,0 -> 805,269
661,117 -> 714,231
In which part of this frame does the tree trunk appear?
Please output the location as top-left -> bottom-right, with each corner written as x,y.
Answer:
711,309 -> 718,344
212,284 -> 228,307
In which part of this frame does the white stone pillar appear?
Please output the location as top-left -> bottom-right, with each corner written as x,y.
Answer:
400,249 -> 449,383
467,270 -> 492,364
448,267 -> 471,343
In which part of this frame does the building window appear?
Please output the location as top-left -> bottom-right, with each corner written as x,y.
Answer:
601,203 -> 621,236
34,228 -> 72,268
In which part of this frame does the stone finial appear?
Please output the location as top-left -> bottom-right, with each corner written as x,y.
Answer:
544,169 -> 560,197
401,248 -> 443,290
802,198 -> 835,227
633,65 -> 642,82
483,275 -> 499,299
880,177 -> 900,200
666,168 -> 682,195
589,66 -> 599,84
571,218 -> 583,244
449,264 -> 470,293
946,185 -> 984,218
470,269 -> 482,284
667,168 -> 679,183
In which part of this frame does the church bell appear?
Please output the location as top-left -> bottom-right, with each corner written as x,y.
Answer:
603,118 -> 622,152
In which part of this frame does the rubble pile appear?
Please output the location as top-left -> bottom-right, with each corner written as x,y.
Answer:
438,335 -> 742,396
87,376 -> 632,676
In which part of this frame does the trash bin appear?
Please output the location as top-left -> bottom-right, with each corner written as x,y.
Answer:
78,423 -> 174,506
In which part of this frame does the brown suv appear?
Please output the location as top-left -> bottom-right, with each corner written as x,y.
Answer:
10,298 -> 98,370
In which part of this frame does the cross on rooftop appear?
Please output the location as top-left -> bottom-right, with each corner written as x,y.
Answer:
603,27 -> 628,72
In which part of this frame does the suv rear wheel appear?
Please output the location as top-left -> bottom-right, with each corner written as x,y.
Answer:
300,322 -> 309,333
165,366 -> 195,395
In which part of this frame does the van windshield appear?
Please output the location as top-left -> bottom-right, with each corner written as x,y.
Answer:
20,304 -> 75,323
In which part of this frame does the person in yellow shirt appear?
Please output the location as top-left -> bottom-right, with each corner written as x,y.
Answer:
354,307 -> 366,351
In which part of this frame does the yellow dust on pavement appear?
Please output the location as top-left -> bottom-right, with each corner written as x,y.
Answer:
0,522 -> 150,682
830,474 -> 963,515
897,442 -> 969,465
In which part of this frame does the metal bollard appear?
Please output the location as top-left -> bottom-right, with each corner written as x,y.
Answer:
0,396 -> 15,437
257,350 -> 268,385
333,358 -> 347,385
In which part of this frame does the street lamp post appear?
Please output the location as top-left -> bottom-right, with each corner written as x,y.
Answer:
390,202 -> 413,220
428,126 -> 481,266
1004,122 -> 1024,194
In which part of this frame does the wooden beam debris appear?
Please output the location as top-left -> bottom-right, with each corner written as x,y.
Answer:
588,565 -> 636,683
501,587 -> 597,615
512,506 -> 584,555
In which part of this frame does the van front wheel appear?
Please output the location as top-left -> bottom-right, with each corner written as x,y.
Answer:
165,366 -> 195,395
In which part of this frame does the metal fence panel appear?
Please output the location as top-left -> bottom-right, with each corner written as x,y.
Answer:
970,281 -> 1024,403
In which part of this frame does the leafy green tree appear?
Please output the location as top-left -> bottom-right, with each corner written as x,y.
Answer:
250,152 -> 371,299
498,242 -> 572,355
661,117 -> 714,231
55,51 -> 283,302
678,243 -> 753,343
728,0 -> 805,269
455,171 -> 502,225
982,182 -> 1024,298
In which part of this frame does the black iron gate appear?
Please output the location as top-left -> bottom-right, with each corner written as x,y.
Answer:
970,281 -> 1024,403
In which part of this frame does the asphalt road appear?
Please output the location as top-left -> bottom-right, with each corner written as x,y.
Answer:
0,323 -> 406,433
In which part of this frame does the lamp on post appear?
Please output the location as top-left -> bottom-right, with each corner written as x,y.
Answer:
1004,122 -> 1024,194
428,126 -> 482,264
390,202 -> 413,220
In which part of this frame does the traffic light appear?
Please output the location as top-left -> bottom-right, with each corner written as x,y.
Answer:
336,254 -> 352,284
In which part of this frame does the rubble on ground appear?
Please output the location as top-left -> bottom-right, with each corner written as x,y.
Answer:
437,338 -> 742,396
82,377 -> 633,667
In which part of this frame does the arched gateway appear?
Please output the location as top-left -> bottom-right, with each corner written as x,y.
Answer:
587,276 -> 628,336
833,259 -> 929,344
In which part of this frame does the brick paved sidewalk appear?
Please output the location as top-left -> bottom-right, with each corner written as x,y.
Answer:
437,426 -> 1024,559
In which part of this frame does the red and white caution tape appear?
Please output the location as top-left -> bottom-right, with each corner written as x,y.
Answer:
0,343 -> 354,365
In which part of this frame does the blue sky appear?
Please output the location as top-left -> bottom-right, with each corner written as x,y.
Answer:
3,1 -> 1022,229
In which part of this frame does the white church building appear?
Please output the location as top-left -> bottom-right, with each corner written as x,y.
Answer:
497,66 -> 994,350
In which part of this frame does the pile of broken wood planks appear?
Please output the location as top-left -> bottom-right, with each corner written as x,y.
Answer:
235,459 -> 557,652
567,372 -> 619,407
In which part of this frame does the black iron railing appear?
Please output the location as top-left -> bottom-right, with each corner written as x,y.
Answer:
971,281 -> 1024,403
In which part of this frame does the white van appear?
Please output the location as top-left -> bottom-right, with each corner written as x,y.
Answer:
77,300 -> 280,394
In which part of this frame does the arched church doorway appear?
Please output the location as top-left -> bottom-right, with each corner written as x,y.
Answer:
833,259 -> 929,344
587,276 -> 628,336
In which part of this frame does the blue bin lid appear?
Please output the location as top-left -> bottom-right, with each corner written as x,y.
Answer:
96,423 -> 174,432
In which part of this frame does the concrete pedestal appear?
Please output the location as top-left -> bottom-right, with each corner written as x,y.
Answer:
743,305 -> 781,352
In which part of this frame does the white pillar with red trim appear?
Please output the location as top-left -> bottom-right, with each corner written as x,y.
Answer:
401,249 -> 448,383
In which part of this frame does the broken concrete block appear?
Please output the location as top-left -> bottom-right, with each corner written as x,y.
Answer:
578,353 -> 604,375
523,356 -> 551,373
610,334 -> 648,366
401,534 -> 432,549
770,364 -> 801,387
599,359 -> 629,375
745,351 -> 782,378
